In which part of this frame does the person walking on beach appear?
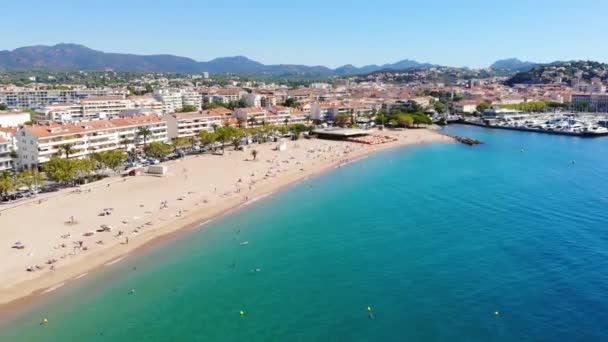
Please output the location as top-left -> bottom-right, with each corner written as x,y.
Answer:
125,237 -> 129,244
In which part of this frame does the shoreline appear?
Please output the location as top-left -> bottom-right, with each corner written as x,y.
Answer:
0,129 -> 453,317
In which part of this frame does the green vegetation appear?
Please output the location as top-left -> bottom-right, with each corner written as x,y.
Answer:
179,105 -> 198,112
496,101 -> 568,112
90,150 -> 127,172
137,127 -> 152,146
143,142 -> 172,159
374,111 -> 432,127
0,103 -> 7,110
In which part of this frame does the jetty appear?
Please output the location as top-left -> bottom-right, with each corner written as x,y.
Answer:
440,132 -> 484,146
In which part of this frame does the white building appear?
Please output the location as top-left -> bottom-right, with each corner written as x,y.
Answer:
154,89 -> 184,114
0,136 -> 13,171
181,90 -> 203,110
81,96 -> 133,120
0,88 -> 127,110
16,115 -> 168,169
0,110 -> 31,127
164,108 -> 233,139
234,107 -> 267,126
245,93 -> 262,107
453,100 -> 479,114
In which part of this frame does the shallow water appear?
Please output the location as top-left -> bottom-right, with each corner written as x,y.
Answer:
2,124 -> 608,341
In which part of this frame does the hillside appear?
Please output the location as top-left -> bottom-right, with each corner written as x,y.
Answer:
0,43 -> 437,76
490,58 -> 538,71
506,60 -> 608,85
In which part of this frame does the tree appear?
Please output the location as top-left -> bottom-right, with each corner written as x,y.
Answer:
375,114 -> 388,126
283,117 -> 290,126
334,113 -> 350,127
180,104 -> 197,112
58,143 -> 76,159
0,103 -> 7,110
43,157 -> 79,185
198,130 -> 217,152
215,126 -> 238,153
0,171 -> 17,197
476,102 -> 491,113
91,150 -> 126,172
137,127 -> 152,146
395,113 -> 415,127
119,138 -> 132,151
17,169 -> 45,194
248,116 -> 258,127
231,129 -> 245,150
251,149 -> 258,160
144,142 -> 172,160
173,137 -> 191,152
284,98 -> 299,108
76,158 -> 96,181
433,101 -> 446,114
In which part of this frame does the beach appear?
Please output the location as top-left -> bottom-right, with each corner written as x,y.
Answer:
0,128 -> 452,308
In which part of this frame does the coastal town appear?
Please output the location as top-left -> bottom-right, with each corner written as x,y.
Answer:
2,60 -> 608,173
1,59 -> 608,308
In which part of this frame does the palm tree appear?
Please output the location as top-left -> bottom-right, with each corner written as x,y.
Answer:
283,117 -> 290,126
248,116 -> 257,127
137,127 -> 152,146
119,138 -> 132,152
58,143 -> 75,159
305,115 -> 311,125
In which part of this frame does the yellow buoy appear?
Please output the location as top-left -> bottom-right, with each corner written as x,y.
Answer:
240,310 -> 245,316
495,311 -> 500,316
42,318 -> 49,324
367,306 -> 372,312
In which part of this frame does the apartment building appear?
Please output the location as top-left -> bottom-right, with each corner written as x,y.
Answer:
572,94 -> 608,112
0,88 -> 127,110
209,89 -> 246,104
81,96 -> 133,120
0,110 -> 31,127
129,95 -> 164,113
234,107 -> 267,126
0,137 -> 13,171
181,90 -> 203,110
311,101 -> 374,121
154,89 -> 184,113
16,115 -> 167,169
265,106 -> 292,125
164,109 -> 227,139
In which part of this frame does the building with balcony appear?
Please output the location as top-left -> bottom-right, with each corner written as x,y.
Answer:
16,115 -> 167,169
0,88 -> 127,110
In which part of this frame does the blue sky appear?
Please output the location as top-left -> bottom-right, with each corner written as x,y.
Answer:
3,0 -> 607,68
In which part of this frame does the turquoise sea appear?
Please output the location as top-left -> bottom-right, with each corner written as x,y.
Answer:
2,124 -> 608,341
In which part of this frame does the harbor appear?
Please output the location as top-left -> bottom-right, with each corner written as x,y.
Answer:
454,109 -> 608,137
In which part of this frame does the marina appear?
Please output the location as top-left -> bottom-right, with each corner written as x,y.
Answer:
456,111 -> 608,137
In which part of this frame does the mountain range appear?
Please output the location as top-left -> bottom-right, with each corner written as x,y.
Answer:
0,44 -> 552,77
0,44 -> 442,77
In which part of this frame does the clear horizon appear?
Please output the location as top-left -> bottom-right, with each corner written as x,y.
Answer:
2,0 -> 608,68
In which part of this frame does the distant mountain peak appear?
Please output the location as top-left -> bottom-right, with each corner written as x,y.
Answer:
490,58 -> 538,71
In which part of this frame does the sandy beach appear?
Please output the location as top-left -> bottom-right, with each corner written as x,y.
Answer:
0,128 -> 452,308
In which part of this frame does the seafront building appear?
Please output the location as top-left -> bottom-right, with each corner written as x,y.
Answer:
0,88 -> 127,110
164,108 -> 234,139
0,136 -> 13,171
36,96 -> 163,123
16,115 -> 168,169
572,94 -> 608,112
